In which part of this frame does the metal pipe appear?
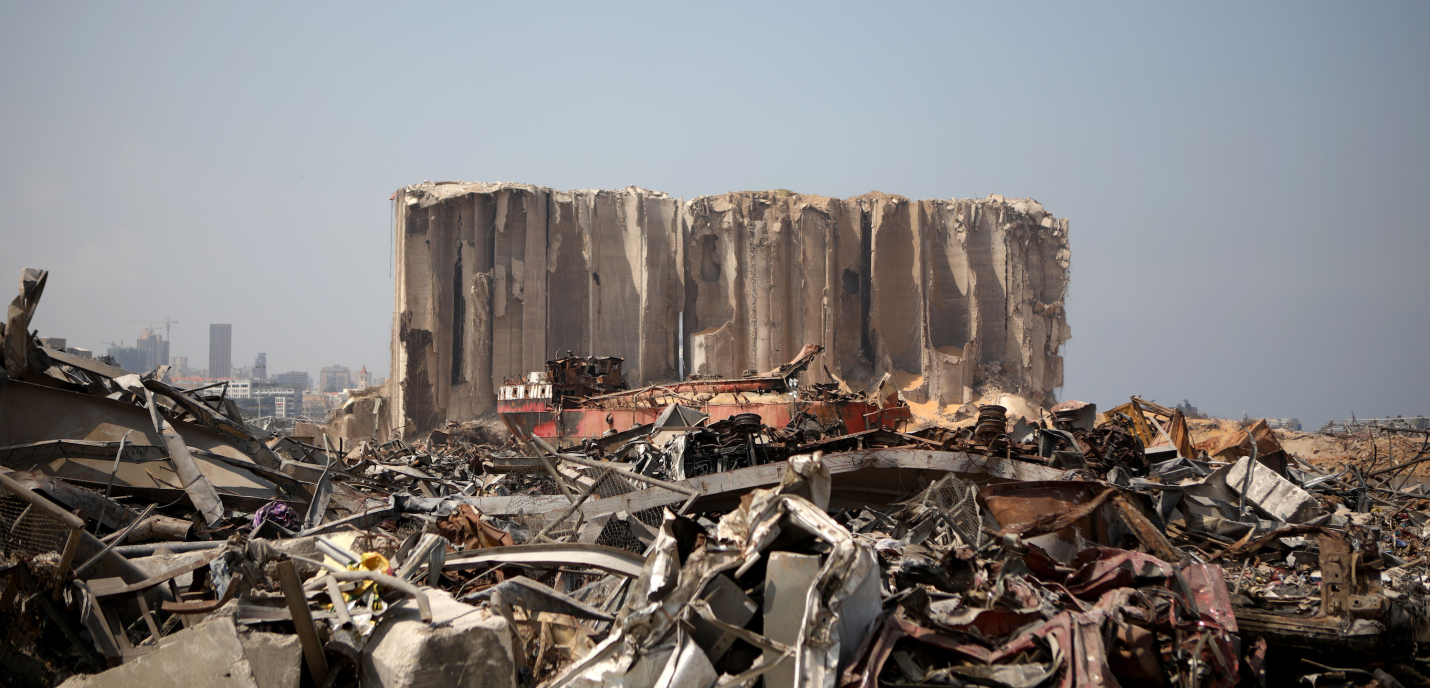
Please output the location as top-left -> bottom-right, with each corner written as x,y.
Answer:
1238,438 -> 1258,520
534,468 -> 609,543
113,540 -> 224,557
308,569 -> 432,622
523,434 -> 578,503
75,503 -> 156,575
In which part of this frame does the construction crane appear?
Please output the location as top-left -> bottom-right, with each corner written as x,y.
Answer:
130,318 -> 178,342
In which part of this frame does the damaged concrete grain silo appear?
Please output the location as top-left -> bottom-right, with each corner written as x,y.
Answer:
390,182 -> 1070,435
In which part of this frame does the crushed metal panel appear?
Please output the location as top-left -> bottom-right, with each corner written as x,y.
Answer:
0,381 -> 280,500
569,447 -> 1066,522
763,552 -> 821,688
3,268 -> 46,379
121,378 -> 224,526
444,543 -> 647,578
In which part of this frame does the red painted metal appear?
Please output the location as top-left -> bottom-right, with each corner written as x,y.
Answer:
501,393 -> 907,445
497,343 -> 909,445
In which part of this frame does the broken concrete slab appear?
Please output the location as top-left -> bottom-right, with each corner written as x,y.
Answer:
58,616 -> 259,688
1225,455 -> 1321,523
363,589 -> 515,688
236,630 -> 302,688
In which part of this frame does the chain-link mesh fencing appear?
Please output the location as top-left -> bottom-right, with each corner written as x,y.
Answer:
919,474 -> 984,548
0,493 -> 71,584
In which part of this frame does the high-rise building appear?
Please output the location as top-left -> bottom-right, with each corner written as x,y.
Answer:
171,356 -> 189,376
357,365 -> 370,389
273,371 -> 311,391
107,342 -> 147,372
136,328 -> 169,372
209,324 -> 232,379
319,365 -> 352,393
254,353 -> 267,382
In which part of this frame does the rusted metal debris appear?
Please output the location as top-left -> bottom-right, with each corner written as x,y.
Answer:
2,267 -> 1429,688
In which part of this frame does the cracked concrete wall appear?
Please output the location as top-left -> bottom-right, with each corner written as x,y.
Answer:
390,183 -> 1068,435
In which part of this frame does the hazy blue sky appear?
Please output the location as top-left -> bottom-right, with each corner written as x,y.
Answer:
2,2 -> 1426,427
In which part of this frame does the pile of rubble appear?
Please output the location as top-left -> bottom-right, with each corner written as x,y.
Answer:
3,267 -> 1429,688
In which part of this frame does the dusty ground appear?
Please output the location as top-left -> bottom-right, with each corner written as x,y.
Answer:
1276,427 -> 1430,476
1162,418 -> 1428,478
904,390 -> 1047,430
906,400 -> 1430,478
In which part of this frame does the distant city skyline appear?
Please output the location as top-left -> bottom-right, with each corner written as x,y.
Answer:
37,315 -> 390,392
62,321 -> 383,391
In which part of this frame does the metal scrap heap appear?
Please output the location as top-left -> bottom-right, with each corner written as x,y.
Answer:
3,267 -> 1429,688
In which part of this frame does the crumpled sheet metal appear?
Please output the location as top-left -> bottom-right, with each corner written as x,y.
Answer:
844,550 -> 1240,688
1195,418 -> 1282,460
550,479 -> 881,688
2,267 -> 46,379
537,447 -> 1258,688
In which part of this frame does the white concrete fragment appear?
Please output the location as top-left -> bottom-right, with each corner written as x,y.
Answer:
362,589 -> 515,688
237,630 -> 302,688
1225,456 -> 1321,523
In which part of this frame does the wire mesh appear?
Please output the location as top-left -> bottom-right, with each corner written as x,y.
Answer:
592,471 -> 636,499
593,518 -> 646,553
920,475 -> 983,548
590,506 -> 669,553
630,507 -> 664,527
0,494 -> 70,575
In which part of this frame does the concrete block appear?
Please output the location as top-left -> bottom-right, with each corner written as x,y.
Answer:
237,630 -> 302,688
59,616 -> 258,688
1226,456 -> 1321,523
362,589 -> 515,688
